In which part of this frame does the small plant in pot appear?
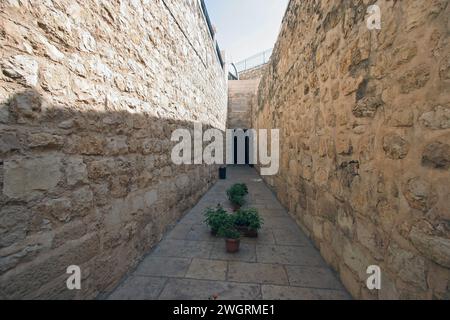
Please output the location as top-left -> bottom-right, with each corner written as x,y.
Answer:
218,223 -> 241,253
203,205 -> 229,236
234,208 -> 264,238
226,183 -> 248,211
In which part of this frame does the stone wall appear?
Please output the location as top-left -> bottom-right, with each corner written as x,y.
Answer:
228,80 -> 260,129
0,0 -> 227,299
238,63 -> 268,80
253,0 -> 450,299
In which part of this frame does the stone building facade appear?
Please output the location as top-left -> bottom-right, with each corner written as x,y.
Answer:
0,0 -> 227,299
253,0 -> 450,299
227,79 -> 260,129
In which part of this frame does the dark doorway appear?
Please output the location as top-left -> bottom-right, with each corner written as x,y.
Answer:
233,129 -> 250,165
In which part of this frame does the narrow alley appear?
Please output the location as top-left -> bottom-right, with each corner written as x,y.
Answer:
108,166 -> 350,300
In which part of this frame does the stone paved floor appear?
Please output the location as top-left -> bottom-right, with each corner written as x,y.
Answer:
108,166 -> 350,300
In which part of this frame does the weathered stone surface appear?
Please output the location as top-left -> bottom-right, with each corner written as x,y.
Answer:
410,226 -> 450,268
387,243 -> 428,290
37,197 -> 72,222
342,242 -> 371,280
65,135 -> 105,155
252,1 -> 450,301
356,220 -> 386,260
3,156 -> 62,199
0,234 -> 100,298
0,133 -> 20,154
439,54 -> 450,80
1,55 -> 39,87
72,186 -> 94,212
387,109 -> 414,128
419,105 -> 450,130
383,133 -> 410,160
8,90 -> 43,122
254,2 -> 450,301
27,133 -> 64,148
398,65 -> 431,94
0,206 -> 30,247
87,159 -> 114,179
352,96 -> 383,118
402,177 -> 438,213
106,136 -> 128,155
422,142 -> 450,170
66,157 -> 88,186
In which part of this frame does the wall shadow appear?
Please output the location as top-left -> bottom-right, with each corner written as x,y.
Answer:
0,89 -> 222,299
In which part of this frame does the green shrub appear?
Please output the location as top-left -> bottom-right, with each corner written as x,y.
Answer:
227,183 -> 248,206
234,208 -> 264,230
217,224 -> 241,240
228,193 -> 245,207
234,183 -> 248,195
203,206 -> 229,233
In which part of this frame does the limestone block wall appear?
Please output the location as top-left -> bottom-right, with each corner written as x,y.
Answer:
0,0 -> 227,299
253,0 -> 450,299
228,80 -> 260,129
238,63 -> 268,80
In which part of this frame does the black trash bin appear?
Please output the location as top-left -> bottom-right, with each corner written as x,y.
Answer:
219,167 -> 227,179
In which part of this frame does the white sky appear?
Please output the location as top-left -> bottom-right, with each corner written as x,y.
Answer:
204,0 -> 289,63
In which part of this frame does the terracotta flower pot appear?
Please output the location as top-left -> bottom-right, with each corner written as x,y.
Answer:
232,204 -> 241,212
225,238 -> 240,253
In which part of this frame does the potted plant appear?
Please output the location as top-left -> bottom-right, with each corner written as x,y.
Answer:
234,208 -> 263,238
203,205 -> 229,236
235,183 -> 248,195
228,192 -> 245,211
226,183 -> 248,211
218,224 -> 241,253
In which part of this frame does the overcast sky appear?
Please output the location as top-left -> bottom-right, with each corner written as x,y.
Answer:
204,0 -> 289,63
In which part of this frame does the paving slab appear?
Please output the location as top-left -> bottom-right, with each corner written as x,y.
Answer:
185,224 -> 221,242
272,227 -> 312,246
240,227 -> 276,245
108,276 -> 167,300
262,285 -> 351,300
227,261 -> 289,285
152,239 -> 214,259
256,244 -> 327,266
159,278 -> 262,300
134,256 -> 191,277
285,265 -> 345,290
210,242 -> 257,262
185,259 -> 228,281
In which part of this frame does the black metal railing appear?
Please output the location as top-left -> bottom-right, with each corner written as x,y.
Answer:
200,0 -> 224,69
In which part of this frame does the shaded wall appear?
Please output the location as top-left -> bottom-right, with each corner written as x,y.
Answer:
253,0 -> 450,299
0,0 -> 227,299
